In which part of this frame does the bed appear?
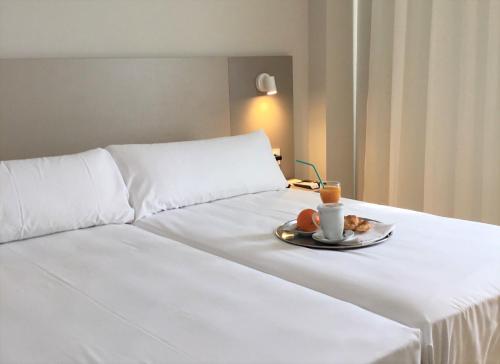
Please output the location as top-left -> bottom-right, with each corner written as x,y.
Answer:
0,223 -> 421,364
0,147 -> 423,363
135,188 -> 500,364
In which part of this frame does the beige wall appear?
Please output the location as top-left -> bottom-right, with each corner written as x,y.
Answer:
0,0 -> 358,185
308,0 -> 354,197
228,57 -> 295,178
355,0 -> 372,200
307,0 -> 327,180
326,1 -> 354,198
0,0 -> 309,175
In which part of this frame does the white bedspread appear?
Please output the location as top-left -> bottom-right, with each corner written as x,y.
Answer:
0,224 -> 420,364
135,189 -> 500,364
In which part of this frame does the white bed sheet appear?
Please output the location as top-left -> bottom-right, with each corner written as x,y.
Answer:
135,189 -> 500,364
0,224 -> 421,364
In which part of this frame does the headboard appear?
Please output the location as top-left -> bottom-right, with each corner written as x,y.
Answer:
0,56 -> 294,177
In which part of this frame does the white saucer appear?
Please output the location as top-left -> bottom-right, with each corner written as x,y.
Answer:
285,221 -> 317,236
312,230 -> 355,245
294,227 -> 316,236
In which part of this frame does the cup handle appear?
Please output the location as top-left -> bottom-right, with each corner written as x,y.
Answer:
312,212 -> 320,229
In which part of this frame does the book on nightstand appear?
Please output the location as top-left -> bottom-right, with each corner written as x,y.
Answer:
287,179 -> 320,190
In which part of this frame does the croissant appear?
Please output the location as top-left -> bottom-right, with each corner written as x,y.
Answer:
344,215 -> 372,233
344,215 -> 360,230
354,220 -> 371,232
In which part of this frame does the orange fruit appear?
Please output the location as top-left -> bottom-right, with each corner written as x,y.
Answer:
297,209 -> 317,232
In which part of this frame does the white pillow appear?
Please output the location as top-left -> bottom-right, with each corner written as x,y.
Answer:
0,148 -> 134,243
107,130 -> 287,220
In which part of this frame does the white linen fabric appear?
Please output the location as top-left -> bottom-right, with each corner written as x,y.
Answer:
0,149 -> 133,243
107,130 -> 287,220
135,189 -> 500,364
0,224 -> 421,364
349,222 -> 395,246
359,0 -> 500,225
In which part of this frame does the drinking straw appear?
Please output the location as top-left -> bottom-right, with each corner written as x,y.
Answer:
295,160 -> 324,188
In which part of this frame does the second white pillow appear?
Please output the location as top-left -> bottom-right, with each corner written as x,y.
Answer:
107,130 -> 287,220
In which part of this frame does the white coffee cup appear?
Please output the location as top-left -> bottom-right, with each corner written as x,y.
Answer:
313,203 -> 344,241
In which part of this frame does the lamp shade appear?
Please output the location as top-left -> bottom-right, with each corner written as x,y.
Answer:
256,73 -> 277,95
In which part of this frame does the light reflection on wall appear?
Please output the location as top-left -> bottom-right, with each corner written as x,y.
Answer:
227,57 -> 294,178
239,95 -> 288,143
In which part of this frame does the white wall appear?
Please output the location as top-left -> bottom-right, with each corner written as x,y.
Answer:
0,0 -> 309,174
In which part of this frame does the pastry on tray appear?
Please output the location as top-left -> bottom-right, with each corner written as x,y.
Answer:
344,215 -> 359,230
344,215 -> 372,233
354,220 -> 371,232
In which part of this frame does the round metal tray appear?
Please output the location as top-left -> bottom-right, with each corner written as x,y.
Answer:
275,219 -> 392,250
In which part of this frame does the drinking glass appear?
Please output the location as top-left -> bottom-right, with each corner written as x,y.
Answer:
319,181 -> 341,203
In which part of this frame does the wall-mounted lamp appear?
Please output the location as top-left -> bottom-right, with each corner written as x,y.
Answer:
256,73 -> 277,95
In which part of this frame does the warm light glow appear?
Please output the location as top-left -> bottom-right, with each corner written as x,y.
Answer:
266,90 -> 277,96
233,96 -> 290,176
241,96 -> 287,140
259,100 -> 270,112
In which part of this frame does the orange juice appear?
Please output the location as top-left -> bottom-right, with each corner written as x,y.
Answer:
320,182 -> 341,203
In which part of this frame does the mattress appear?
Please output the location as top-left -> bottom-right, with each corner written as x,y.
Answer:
135,189 -> 500,364
0,223 -> 421,364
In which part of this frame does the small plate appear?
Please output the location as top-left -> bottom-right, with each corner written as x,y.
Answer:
295,227 -> 317,236
312,230 -> 355,245
280,220 -> 317,236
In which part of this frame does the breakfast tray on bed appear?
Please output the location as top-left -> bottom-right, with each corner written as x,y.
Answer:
275,218 -> 392,250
